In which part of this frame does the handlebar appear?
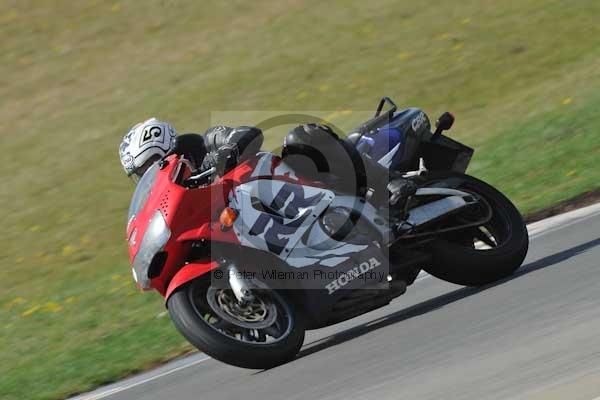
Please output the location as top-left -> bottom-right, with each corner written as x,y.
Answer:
352,96 -> 398,139
374,97 -> 398,118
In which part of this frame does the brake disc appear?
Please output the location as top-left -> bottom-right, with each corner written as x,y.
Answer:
206,286 -> 277,330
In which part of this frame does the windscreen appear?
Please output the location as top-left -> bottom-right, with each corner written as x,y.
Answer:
127,162 -> 159,223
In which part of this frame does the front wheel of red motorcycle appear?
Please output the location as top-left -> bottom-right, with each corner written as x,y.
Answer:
167,279 -> 305,369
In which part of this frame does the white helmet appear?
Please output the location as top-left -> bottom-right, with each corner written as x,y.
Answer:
119,118 -> 177,177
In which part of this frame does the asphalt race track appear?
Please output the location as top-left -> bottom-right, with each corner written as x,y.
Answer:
74,204 -> 600,400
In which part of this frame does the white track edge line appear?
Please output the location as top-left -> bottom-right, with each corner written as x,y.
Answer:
72,356 -> 210,400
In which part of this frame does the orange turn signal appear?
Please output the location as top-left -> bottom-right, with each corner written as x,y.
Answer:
219,207 -> 238,228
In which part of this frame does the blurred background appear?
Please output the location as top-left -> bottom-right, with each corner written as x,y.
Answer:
1,1 -> 599,399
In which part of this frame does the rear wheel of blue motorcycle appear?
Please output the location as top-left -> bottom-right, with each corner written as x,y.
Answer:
167,279 -> 305,369
422,172 -> 529,286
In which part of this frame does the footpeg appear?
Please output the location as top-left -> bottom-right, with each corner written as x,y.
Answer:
388,178 -> 417,206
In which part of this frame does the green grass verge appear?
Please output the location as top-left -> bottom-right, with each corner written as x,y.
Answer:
1,1 -> 599,399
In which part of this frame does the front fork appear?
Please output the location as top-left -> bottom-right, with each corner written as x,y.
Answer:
227,262 -> 255,304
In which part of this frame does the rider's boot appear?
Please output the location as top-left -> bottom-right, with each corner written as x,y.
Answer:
387,177 -> 417,207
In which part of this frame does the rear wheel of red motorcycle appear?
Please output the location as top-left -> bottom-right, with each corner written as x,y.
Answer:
422,172 -> 529,286
167,279 -> 305,369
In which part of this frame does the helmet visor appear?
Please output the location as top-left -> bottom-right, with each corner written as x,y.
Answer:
130,155 -> 161,183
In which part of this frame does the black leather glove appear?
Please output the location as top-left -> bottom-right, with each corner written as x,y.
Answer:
201,144 -> 239,177
204,125 -> 263,160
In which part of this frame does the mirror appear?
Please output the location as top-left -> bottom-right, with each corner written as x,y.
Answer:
436,112 -> 455,131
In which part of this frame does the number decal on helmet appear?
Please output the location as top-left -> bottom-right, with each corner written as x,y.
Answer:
150,126 -> 163,138
140,126 -> 163,145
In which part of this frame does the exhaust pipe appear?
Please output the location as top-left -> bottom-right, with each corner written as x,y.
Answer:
406,195 -> 476,227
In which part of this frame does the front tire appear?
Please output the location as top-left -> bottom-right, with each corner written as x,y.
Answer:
423,172 -> 529,286
167,279 -> 305,369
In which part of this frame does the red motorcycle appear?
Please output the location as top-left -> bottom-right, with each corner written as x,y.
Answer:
126,97 -> 528,369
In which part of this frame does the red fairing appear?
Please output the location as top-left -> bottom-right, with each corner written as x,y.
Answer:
164,260 -> 219,300
126,154 -> 260,296
126,152 -> 319,297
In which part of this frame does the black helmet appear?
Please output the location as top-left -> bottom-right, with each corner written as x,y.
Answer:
282,124 -> 339,172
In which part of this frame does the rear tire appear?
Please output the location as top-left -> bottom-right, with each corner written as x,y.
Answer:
167,280 -> 305,369
423,172 -> 529,286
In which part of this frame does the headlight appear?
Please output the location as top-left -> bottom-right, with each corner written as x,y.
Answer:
132,210 -> 171,289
